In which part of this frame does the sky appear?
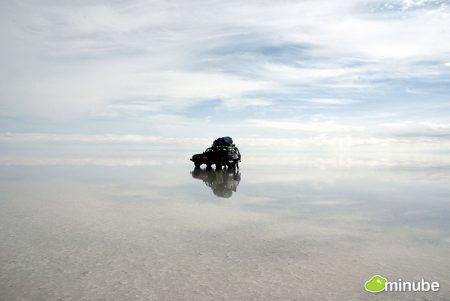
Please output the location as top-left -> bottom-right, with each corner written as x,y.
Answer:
1,0 -> 450,153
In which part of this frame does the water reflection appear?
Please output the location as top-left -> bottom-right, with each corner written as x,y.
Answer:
191,167 -> 241,198
1,162 -> 450,300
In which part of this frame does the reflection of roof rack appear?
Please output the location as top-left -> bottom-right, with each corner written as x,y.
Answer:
212,136 -> 234,147
190,168 -> 241,198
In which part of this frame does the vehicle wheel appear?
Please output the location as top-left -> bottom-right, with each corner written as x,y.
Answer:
206,164 -> 212,169
194,162 -> 201,168
216,164 -> 222,170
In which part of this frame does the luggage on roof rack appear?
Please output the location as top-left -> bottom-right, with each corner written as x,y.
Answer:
212,136 -> 233,147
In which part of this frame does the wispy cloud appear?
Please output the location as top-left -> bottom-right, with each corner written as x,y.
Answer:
0,0 -> 449,143
305,98 -> 358,105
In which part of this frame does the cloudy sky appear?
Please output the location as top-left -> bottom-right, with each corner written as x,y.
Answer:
1,0 -> 450,151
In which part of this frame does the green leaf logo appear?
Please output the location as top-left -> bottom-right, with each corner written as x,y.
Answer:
365,275 -> 387,293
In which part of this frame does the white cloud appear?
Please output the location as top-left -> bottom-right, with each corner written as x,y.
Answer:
401,0 -> 432,10
0,133 -> 162,143
0,0 -> 449,126
246,119 -> 450,141
378,121 -> 450,137
305,98 -> 358,105
246,119 -> 354,133
0,65 -> 271,118
219,98 -> 274,110
2,130 -> 450,168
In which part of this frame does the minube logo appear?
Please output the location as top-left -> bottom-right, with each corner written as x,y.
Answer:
365,275 -> 387,293
364,275 -> 440,293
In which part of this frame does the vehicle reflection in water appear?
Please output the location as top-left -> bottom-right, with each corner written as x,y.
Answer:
191,167 -> 241,198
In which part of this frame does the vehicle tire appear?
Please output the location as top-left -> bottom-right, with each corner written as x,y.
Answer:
216,164 -> 222,170
206,164 -> 212,169
194,162 -> 201,168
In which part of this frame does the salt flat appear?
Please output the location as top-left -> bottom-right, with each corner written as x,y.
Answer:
1,159 -> 449,300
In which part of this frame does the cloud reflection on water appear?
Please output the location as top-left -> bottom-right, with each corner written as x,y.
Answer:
0,158 -> 449,300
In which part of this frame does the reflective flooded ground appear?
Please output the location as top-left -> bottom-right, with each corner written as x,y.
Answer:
1,158 -> 450,300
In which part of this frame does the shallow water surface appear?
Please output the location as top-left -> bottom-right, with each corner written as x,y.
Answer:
1,161 -> 449,300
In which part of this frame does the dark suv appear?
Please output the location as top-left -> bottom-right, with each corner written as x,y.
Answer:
191,138 -> 241,169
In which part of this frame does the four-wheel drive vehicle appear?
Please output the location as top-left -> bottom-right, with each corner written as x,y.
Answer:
190,137 -> 241,169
